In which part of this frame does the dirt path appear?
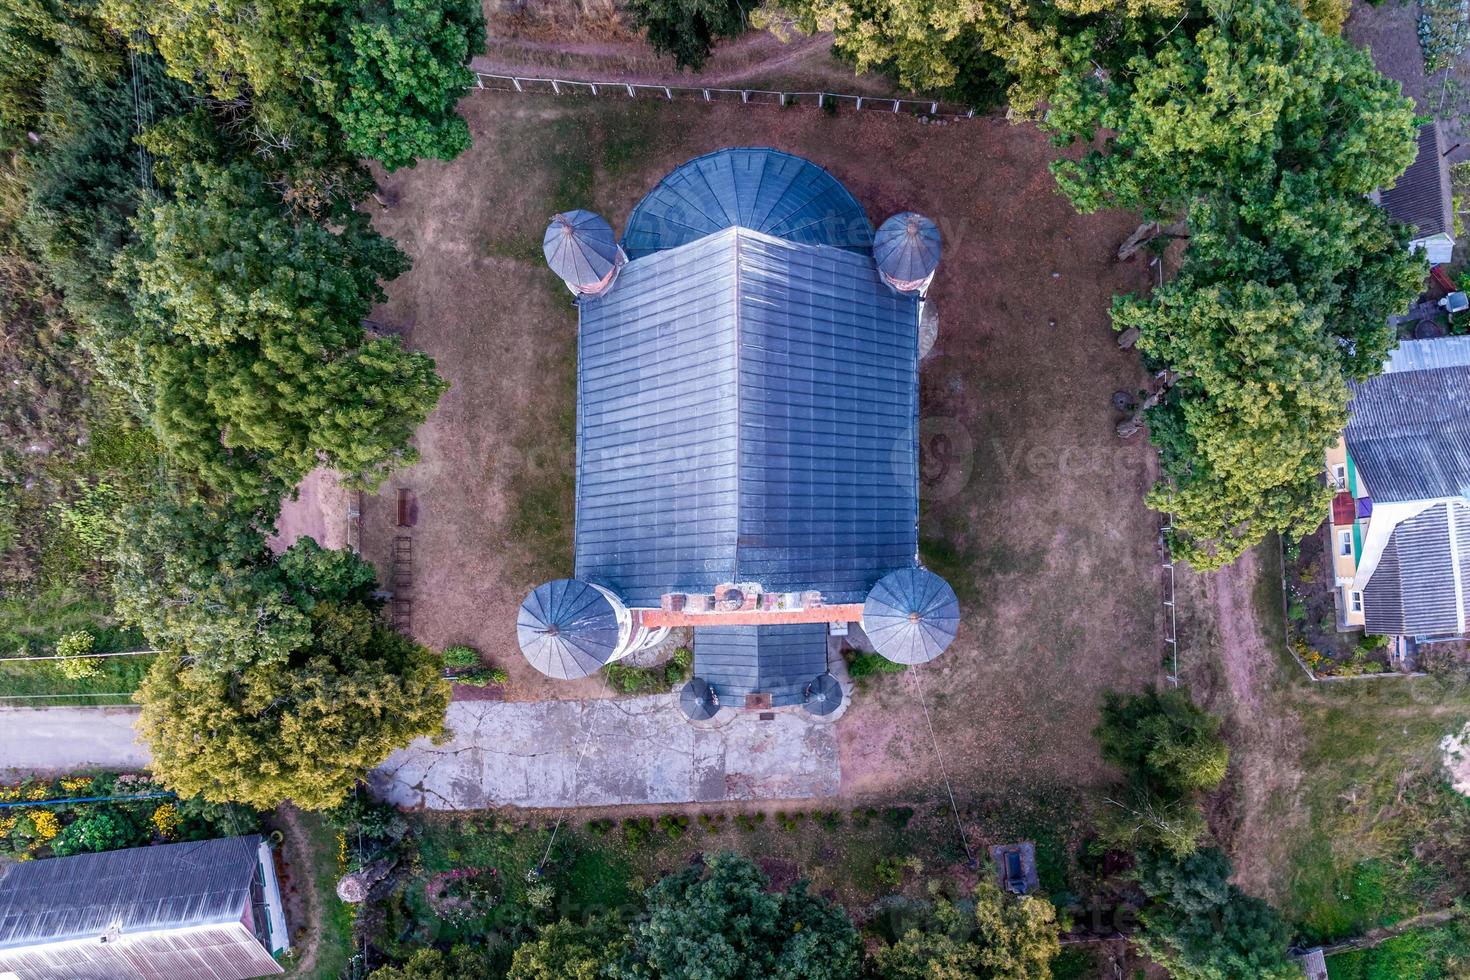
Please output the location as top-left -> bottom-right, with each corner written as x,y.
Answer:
1321,907 -> 1464,956
1178,544 -> 1308,898
275,805 -> 324,979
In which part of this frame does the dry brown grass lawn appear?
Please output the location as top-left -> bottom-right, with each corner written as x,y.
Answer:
358,91 -> 1167,802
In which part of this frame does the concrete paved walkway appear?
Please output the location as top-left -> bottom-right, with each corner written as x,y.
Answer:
0,707 -> 150,774
0,697 -> 840,809
370,696 -> 840,810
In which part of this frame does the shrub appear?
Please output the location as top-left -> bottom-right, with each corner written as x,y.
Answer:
51,806 -> 145,856
623,817 -> 655,849
659,814 -> 689,840
442,645 -> 480,668
817,810 -> 844,831
884,806 -> 915,830
586,818 -> 615,836
451,667 -> 508,687
664,646 -> 693,686
847,651 -> 906,678
53,629 -> 103,680
150,803 -> 181,839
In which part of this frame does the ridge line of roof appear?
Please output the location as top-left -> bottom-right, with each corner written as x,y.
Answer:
732,224 -> 745,586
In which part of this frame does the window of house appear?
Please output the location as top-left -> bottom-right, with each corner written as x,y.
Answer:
1331,464 -> 1346,489
1350,591 -> 1363,614
1340,530 -> 1353,557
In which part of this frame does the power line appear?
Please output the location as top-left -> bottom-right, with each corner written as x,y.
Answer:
907,665 -> 975,867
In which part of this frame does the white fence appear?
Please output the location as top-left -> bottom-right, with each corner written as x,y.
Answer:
469,71 -> 978,121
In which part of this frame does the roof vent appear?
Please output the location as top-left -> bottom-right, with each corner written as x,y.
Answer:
874,212 -> 941,295
543,210 -> 625,296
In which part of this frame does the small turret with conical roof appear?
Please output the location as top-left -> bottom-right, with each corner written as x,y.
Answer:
862,567 -> 960,665
543,210 -> 625,296
874,212 -> 941,296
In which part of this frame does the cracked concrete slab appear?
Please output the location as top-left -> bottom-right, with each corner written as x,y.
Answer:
370,695 -> 840,810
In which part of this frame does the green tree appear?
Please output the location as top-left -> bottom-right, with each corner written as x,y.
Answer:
874,880 -> 1061,979
1131,848 -> 1299,980
628,0 -> 755,71
136,600 -> 449,810
1096,685 -> 1228,798
612,853 -> 861,979
123,160 -> 444,502
331,0 -> 484,170
510,917 -> 625,980
367,947 -> 493,980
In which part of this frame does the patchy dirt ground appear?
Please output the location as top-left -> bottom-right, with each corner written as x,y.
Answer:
356,91 -> 1164,804
269,467 -> 352,555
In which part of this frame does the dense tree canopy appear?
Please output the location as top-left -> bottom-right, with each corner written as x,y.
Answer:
1096,685 -> 1229,798
332,0 -> 484,170
124,160 -> 443,501
1132,848 -> 1299,980
873,881 -> 1061,979
612,853 -> 862,979
508,917 -> 625,980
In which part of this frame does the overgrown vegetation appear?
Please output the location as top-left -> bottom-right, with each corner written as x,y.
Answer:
0,0 -> 480,808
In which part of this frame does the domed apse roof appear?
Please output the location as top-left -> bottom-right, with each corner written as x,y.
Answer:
802,673 -> 844,717
621,148 -> 873,258
679,678 -> 720,721
543,210 -> 620,288
862,568 -> 960,665
874,212 -> 941,285
517,579 -> 621,679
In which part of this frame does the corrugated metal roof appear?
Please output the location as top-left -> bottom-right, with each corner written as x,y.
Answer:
517,579 -> 622,679
1385,336 -> 1470,373
861,567 -> 960,664
694,624 -> 829,706
574,225 -> 919,605
1380,123 -> 1453,239
621,148 -> 873,259
544,210 -> 619,288
0,922 -> 282,980
0,836 -> 261,950
874,213 -> 941,283
1345,364 -> 1470,502
1363,502 -> 1469,635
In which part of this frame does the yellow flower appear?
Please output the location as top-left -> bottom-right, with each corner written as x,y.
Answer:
24,784 -> 49,801
30,810 -> 59,842
151,804 -> 180,839
60,777 -> 94,794
0,785 -> 20,802
0,814 -> 18,836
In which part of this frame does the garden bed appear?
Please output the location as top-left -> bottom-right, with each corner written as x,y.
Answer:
1282,526 -> 1392,677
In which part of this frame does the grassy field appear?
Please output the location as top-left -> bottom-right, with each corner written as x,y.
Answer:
0,590 -> 148,705
1177,541 -> 1470,949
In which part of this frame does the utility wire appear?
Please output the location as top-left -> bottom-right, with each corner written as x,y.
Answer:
907,664 -> 976,867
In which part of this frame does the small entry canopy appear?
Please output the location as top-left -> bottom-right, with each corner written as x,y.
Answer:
679,678 -> 720,721
801,673 -> 843,716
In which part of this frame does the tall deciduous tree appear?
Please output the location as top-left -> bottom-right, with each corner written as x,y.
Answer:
1132,848 -> 1299,980
627,0 -> 754,71
612,853 -> 862,979
873,881 -> 1062,979
331,0 -> 484,171
509,917 -> 625,980
136,577 -> 448,811
124,160 -> 444,502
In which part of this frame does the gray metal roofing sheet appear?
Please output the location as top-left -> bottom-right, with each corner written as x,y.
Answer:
544,210 -> 619,287
862,567 -> 960,664
1385,336 -> 1470,373
1345,365 -> 1470,502
0,836 -> 260,951
1380,124 -> 1453,239
694,624 -> 829,706
573,225 -> 920,605
874,213 -> 942,283
621,148 -> 874,259
1363,502 -> 1468,635
517,579 -> 621,679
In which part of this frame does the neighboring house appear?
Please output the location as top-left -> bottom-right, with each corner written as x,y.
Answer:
1374,122 -> 1456,265
0,834 -> 289,980
521,147 -> 960,718
1295,948 -> 1329,980
1326,336 -> 1470,639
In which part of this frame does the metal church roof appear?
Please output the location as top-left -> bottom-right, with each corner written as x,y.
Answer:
543,210 -> 620,287
621,148 -> 874,259
517,579 -> 622,679
0,835 -> 283,979
874,212 -> 941,283
573,225 -> 920,605
862,568 -> 960,664
694,624 -> 830,706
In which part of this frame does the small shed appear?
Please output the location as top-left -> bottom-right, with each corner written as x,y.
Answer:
1378,123 -> 1456,265
0,835 -> 287,980
1295,947 -> 1329,980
